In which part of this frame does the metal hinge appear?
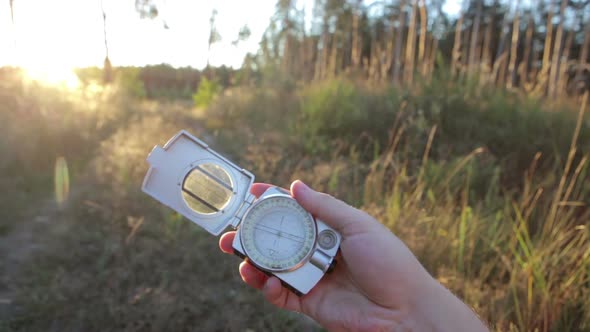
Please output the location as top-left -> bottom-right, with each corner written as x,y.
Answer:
230,193 -> 256,229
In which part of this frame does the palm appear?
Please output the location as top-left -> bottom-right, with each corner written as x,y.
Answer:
291,227 -> 426,331
294,259 -> 391,331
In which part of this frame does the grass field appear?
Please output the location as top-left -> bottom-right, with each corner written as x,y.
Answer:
1,68 -> 589,331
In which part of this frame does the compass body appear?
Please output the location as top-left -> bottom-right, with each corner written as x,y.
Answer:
142,130 -> 341,295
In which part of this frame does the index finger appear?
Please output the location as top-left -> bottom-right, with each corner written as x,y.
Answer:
251,183 -> 277,197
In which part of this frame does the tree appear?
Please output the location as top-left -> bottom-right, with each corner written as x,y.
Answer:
404,0 -> 418,84
207,9 -> 222,68
392,0 -> 406,84
135,0 -> 158,19
467,0 -> 482,76
9,0 -> 14,32
232,25 -> 251,46
248,0 -> 590,97
101,0 -> 112,83
548,0 -> 568,97
507,0 -> 520,89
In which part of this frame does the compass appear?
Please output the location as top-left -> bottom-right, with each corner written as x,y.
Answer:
142,130 -> 341,295
240,195 -> 316,272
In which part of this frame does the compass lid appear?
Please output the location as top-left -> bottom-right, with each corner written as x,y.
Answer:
142,130 -> 255,236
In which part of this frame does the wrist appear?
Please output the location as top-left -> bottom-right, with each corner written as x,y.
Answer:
403,275 -> 488,332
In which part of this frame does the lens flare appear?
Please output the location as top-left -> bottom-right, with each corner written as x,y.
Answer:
54,156 -> 70,207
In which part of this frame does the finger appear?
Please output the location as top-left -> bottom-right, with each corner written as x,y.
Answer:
239,261 -> 268,289
251,183 -> 274,198
263,277 -> 286,308
219,231 -> 236,254
262,277 -> 303,312
290,180 -> 375,236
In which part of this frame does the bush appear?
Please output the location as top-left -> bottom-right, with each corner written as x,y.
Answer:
193,77 -> 221,108
115,67 -> 147,98
409,77 -> 590,187
297,79 -> 398,155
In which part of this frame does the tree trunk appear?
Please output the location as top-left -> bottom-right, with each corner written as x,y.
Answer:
392,1 -> 406,85
540,0 -> 554,94
507,0 -> 521,89
316,16 -> 330,80
492,11 -> 510,85
370,40 -> 378,80
451,12 -> 463,77
480,10 -> 494,85
468,0 -> 482,76
574,24 -> 590,93
383,8 -> 396,80
404,0 -> 417,85
417,0 -> 428,76
328,32 -> 339,78
9,0 -> 16,48
101,0 -> 112,83
519,14 -> 534,88
381,6 -> 395,82
351,0 -> 362,69
428,36 -> 438,77
548,0 -> 568,98
9,0 -> 14,27
460,18 -> 470,79
557,29 -> 574,95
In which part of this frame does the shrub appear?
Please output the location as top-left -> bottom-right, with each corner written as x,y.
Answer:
115,67 -> 147,98
193,77 -> 220,108
297,79 -> 398,155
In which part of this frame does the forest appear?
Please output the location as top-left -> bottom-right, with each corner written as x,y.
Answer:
1,0 -> 589,331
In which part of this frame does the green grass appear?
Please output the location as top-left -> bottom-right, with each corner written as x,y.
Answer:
1,69 -> 589,331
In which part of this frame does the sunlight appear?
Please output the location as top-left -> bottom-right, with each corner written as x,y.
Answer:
22,64 -> 80,90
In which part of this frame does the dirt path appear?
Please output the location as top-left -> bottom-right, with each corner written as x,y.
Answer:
0,195 -> 65,323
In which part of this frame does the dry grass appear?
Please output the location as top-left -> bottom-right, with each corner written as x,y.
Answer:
1,70 -> 589,331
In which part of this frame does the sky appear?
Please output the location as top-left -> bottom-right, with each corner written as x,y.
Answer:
0,0 -> 462,72
0,0 -> 279,70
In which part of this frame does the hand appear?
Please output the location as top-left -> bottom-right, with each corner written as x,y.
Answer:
219,180 -> 488,331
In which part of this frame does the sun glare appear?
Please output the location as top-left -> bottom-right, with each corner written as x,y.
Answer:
22,64 -> 80,90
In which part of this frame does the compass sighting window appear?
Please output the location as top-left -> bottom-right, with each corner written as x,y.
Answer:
181,163 -> 234,215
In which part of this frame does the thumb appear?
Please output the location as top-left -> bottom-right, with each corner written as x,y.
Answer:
290,180 -> 375,236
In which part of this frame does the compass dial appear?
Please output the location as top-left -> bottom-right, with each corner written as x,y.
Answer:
240,195 -> 317,272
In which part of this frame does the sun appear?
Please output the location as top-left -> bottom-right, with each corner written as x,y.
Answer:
22,63 -> 81,90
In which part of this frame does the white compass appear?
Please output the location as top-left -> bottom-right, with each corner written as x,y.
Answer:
142,130 -> 341,295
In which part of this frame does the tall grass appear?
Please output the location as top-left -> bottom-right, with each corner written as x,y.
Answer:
3,68 -> 589,331
207,78 -> 590,331
365,94 -> 590,331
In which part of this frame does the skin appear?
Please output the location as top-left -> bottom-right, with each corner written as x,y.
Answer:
219,180 -> 489,332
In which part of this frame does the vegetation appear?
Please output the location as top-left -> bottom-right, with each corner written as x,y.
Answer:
250,0 -> 589,98
1,0 -> 590,331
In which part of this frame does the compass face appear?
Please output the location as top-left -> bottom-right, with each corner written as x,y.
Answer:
240,195 -> 317,272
